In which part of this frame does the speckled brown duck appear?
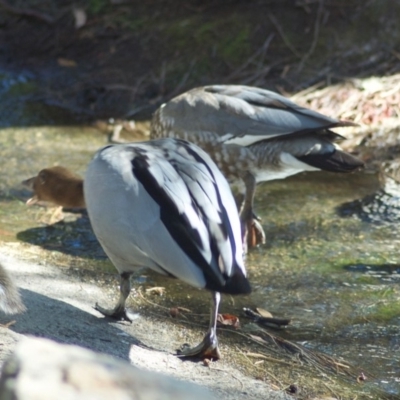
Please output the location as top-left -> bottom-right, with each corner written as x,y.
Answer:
150,85 -> 364,249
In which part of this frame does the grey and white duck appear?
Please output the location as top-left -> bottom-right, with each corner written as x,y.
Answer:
150,85 -> 364,248
84,138 -> 251,359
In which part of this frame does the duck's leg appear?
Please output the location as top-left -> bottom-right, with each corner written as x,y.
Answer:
178,292 -> 221,360
95,272 -> 133,322
108,124 -> 126,143
234,191 -> 244,211
240,172 -> 266,250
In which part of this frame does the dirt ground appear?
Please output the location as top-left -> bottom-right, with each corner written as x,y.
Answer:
0,243 -> 291,400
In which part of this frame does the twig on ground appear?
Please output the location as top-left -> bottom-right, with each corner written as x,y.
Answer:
297,0 -> 325,72
244,351 -> 295,367
0,0 -> 55,24
322,380 -> 341,398
0,320 -> 16,328
224,33 -> 275,82
206,362 -> 245,390
268,13 -> 302,58
167,59 -> 197,99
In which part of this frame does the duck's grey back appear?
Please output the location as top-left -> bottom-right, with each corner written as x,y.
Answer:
151,85 -> 352,146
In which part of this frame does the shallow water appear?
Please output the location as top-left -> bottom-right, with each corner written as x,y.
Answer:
1,124 -> 400,398
249,173 -> 400,396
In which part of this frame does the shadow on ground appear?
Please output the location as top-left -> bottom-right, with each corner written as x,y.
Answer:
0,288 -> 142,361
16,217 -> 106,259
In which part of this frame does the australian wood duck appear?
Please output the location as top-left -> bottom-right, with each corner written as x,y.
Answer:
150,85 -> 364,248
84,138 -> 250,359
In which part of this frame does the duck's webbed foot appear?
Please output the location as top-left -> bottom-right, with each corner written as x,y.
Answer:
177,292 -> 222,360
177,328 -> 221,360
247,213 -> 266,249
94,302 -> 133,322
241,211 -> 266,251
95,272 -> 133,322
240,172 -> 265,250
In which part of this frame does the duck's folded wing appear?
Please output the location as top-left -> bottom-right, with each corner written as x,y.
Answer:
161,140 -> 244,272
130,140 -> 248,293
85,140 -> 249,294
164,85 -> 355,147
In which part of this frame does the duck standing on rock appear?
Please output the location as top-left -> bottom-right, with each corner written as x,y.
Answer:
150,85 -> 364,249
0,263 -> 25,315
83,138 -> 251,359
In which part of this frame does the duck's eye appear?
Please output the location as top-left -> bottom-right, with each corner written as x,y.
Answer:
39,172 -> 47,184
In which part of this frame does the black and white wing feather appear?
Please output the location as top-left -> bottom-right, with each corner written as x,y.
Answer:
84,138 -> 250,295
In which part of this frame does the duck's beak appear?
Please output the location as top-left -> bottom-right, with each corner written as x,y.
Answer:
22,176 -> 38,205
21,176 -> 36,190
26,195 -> 39,206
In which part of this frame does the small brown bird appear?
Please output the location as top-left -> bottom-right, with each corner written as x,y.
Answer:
0,262 -> 25,314
22,166 -> 85,209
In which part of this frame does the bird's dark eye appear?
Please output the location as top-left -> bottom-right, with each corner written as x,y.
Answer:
39,171 -> 47,184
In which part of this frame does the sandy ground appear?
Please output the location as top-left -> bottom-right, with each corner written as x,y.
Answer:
0,243 -> 290,400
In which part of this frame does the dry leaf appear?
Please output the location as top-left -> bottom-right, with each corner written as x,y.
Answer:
244,308 -> 291,328
270,383 -> 280,391
217,313 -> 240,329
245,352 -> 269,359
169,306 -> 191,318
310,398 -> 337,400
248,334 -> 268,344
145,286 -> 165,296
176,306 -> 191,312
57,58 -> 77,68
255,307 -> 273,318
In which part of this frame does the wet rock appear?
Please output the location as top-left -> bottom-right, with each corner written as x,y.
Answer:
0,337 -> 214,400
336,178 -> 400,223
